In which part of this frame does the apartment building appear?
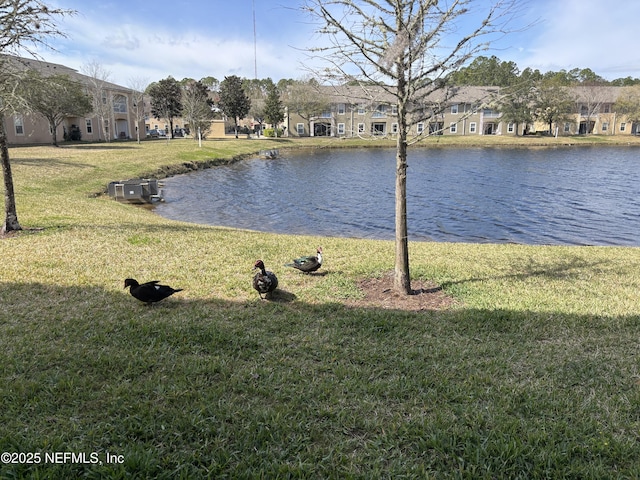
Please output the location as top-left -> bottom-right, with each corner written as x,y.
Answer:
283,84 -> 639,138
2,56 -> 144,145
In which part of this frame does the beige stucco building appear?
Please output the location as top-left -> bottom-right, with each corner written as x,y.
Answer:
3,56 -> 144,145
282,84 -> 640,138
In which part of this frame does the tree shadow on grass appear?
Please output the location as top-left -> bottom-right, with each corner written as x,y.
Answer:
1,281 -> 640,478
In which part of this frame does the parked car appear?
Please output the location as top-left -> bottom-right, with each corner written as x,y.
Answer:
147,129 -> 167,138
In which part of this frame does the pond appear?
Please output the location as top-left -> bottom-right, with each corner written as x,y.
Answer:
154,146 -> 640,246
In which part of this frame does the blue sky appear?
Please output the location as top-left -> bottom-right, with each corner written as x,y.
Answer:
28,0 -> 640,87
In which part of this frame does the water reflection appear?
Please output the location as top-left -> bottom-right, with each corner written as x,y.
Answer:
154,146 -> 640,246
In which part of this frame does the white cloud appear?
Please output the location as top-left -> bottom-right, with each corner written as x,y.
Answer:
516,1 -> 640,78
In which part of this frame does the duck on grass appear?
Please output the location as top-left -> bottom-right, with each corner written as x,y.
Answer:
124,278 -> 183,305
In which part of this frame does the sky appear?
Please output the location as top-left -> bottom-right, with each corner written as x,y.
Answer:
25,0 -> 640,88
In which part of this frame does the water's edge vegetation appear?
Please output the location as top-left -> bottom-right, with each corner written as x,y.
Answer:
1,137 -> 640,478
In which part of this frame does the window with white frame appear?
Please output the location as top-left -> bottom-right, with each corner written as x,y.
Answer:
296,123 -> 305,135
337,103 -> 345,115
564,123 -> 571,133
357,123 -> 365,133
417,122 -> 424,134
507,122 -> 515,133
337,123 -> 345,135
86,119 -> 93,134
391,104 -> 398,115
602,122 -> 609,131
621,122 -> 627,132
372,122 -> 386,135
391,123 -> 398,134
320,110 -> 331,118
449,122 -> 457,134
469,122 -> 477,134
14,115 -> 24,135
451,104 -> 459,114
357,105 -> 365,115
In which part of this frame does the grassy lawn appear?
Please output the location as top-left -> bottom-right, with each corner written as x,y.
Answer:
1,136 -> 640,478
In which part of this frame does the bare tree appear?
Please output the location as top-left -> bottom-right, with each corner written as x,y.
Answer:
303,0 -> 519,294
128,76 -> 149,144
282,79 -> 331,136
574,85 -> 610,135
82,60 -> 113,142
181,80 -> 214,147
0,0 -> 75,233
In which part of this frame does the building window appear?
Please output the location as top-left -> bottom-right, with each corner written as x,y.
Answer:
372,105 -> 386,118
602,122 -> 609,131
449,122 -> 457,134
86,119 -> 93,134
621,122 -> 627,132
507,122 -> 515,133
391,105 -> 398,115
417,122 -> 424,134
391,122 -> 398,134
603,104 -> 610,113
564,123 -> 571,133
372,122 -> 386,135
14,115 -> 24,135
296,123 -> 304,135
337,103 -> 345,115
357,123 -> 365,133
113,95 -> 127,113
357,105 -> 365,115
469,122 -> 477,134
451,104 -> 459,114
337,123 -> 345,135
320,110 -> 331,118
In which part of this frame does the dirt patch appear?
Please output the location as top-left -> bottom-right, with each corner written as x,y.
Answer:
346,271 -> 457,312
0,227 -> 45,239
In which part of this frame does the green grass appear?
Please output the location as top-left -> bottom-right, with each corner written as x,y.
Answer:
1,137 -> 640,478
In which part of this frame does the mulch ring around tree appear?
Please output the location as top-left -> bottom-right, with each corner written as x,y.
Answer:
345,271 -> 458,312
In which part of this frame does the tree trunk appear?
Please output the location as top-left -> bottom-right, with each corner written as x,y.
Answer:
394,68 -> 411,295
0,120 -> 22,234
394,131 -> 411,294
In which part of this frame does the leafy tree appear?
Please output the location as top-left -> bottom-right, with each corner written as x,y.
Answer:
567,68 -> 607,86
303,0 -> 519,294
615,85 -> 640,126
218,75 -> 251,138
496,83 -> 534,135
181,79 -> 214,146
610,76 -> 640,87
148,76 -> 182,139
0,0 -> 74,233
262,79 -> 284,136
200,76 -> 220,92
21,71 -> 92,146
532,80 -> 575,135
282,79 -> 331,136
449,55 -> 519,87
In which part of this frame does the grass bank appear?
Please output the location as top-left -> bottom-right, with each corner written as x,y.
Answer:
1,137 -> 640,478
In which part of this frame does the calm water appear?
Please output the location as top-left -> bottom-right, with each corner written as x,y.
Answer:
154,146 -> 640,246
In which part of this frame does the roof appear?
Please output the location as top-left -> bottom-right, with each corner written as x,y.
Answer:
317,83 -> 502,106
1,54 -> 132,93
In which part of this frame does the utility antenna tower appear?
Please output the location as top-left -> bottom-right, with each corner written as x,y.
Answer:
252,0 -> 258,79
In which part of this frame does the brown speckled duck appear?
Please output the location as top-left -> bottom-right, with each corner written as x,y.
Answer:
252,260 -> 278,299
